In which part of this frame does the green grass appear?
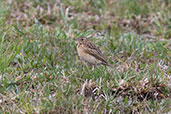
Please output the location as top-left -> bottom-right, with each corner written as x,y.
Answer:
0,0 -> 171,113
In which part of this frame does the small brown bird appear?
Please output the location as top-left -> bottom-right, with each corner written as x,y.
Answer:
75,37 -> 112,67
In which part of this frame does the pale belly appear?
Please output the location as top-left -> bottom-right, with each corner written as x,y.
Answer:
77,46 -> 99,65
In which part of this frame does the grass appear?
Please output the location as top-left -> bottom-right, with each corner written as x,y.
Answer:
0,0 -> 171,113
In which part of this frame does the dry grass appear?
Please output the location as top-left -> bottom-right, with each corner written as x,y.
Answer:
0,0 -> 171,113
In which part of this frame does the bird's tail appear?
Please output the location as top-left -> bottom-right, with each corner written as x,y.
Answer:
102,62 -> 114,68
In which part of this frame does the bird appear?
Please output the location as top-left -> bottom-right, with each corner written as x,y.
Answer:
75,37 -> 113,67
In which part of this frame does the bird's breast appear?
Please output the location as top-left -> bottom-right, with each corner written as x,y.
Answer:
77,44 -> 99,65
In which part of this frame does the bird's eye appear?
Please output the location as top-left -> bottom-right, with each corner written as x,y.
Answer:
81,38 -> 83,41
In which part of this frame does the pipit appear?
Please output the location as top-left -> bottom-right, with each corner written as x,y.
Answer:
75,37 -> 112,67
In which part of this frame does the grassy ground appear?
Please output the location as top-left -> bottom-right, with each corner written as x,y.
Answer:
0,0 -> 171,113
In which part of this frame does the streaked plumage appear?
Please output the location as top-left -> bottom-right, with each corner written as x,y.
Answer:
75,37 -> 112,67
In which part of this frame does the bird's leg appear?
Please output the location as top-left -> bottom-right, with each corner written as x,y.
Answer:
85,63 -> 89,71
91,65 -> 95,71
85,63 -> 91,74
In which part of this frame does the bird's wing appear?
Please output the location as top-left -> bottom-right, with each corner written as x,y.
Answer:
86,40 -> 103,56
82,43 -> 108,64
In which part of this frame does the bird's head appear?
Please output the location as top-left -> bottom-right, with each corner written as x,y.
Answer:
75,37 -> 88,45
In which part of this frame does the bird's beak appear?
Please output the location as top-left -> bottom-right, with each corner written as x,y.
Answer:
74,38 -> 79,44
